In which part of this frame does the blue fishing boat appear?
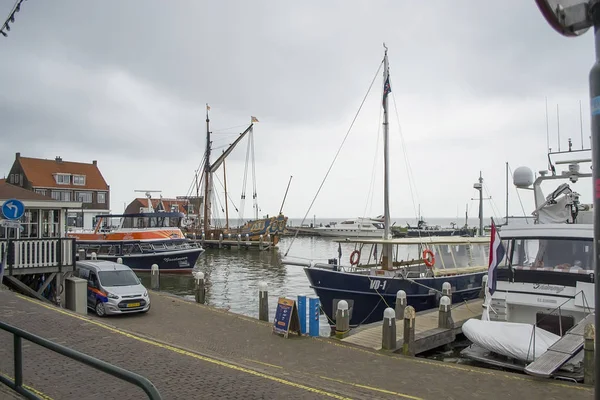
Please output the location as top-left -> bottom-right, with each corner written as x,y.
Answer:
284,46 -> 489,327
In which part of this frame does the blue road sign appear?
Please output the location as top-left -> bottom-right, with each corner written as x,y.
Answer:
1,199 -> 25,220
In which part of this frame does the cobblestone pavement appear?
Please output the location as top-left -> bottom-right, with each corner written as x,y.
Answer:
0,288 -> 594,400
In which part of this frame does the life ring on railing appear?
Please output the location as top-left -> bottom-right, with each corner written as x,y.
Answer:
423,249 -> 435,268
349,250 -> 360,266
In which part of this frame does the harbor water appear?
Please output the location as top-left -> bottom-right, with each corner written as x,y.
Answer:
139,217 -> 487,337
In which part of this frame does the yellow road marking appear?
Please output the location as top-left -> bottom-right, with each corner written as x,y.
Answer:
0,372 -> 54,400
242,358 -> 283,369
320,376 -> 424,400
15,295 -> 351,400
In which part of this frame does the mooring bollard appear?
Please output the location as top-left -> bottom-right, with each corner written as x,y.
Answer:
308,296 -> 320,337
259,234 -> 264,250
258,281 -> 269,321
150,264 -> 160,290
246,234 -> 250,246
381,307 -> 396,350
438,296 -> 453,329
480,275 -> 488,299
219,233 -> 223,248
403,306 -> 416,356
335,300 -> 350,339
584,323 -> 595,385
195,272 -> 206,304
298,295 -> 307,334
116,257 -> 123,264
441,282 -> 452,305
90,252 -> 97,260
237,234 -> 241,249
395,290 -> 407,320
78,249 -> 86,260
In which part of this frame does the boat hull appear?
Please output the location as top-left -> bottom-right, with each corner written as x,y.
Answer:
304,267 -> 485,326
81,248 -> 205,273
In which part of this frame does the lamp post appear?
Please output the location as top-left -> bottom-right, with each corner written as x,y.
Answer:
534,0 -> 598,394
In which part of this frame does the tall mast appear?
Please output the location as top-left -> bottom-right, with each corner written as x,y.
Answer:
223,155 -> 229,230
382,44 -> 393,270
203,104 -> 212,233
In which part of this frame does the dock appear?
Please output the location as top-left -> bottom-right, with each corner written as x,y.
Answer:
342,298 -> 484,354
0,287 -> 591,399
189,233 -> 276,250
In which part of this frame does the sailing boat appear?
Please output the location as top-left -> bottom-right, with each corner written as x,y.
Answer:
283,46 -> 489,327
189,107 -> 288,245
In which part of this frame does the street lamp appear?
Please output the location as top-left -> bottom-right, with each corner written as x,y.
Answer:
534,0 -> 598,393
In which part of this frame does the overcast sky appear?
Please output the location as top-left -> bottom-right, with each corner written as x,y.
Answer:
0,1 -> 595,223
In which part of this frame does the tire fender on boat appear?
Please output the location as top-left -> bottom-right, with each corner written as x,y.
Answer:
423,249 -> 435,267
349,250 -> 360,265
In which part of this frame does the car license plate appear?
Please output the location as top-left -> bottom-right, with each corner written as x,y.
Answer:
127,302 -> 141,308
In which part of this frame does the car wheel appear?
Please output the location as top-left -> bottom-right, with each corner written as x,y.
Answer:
95,301 -> 107,317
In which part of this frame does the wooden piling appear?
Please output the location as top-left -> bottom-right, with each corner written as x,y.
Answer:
395,290 -> 406,320
402,306 -> 416,356
584,323 -> 595,385
195,272 -> 206,304
441,282 -> 452,305
150,264 -> 160,290
438,296 -> 453,329
258,281 -> 269,321
381,307 -> 396,351
335,300 -> 350,339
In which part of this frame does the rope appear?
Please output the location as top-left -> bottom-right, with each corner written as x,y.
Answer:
283,59 -> 384,257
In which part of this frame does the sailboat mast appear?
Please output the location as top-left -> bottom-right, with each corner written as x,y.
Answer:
223,156 -> 229,230
382,45 -> 393,270
203,104 -> 212,233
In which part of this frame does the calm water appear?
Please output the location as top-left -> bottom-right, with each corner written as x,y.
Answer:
138,217 -> 487,337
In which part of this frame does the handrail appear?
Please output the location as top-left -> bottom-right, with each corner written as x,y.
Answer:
0,320 -> 162,400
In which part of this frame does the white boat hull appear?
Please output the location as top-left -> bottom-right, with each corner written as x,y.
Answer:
315,229 -> 384,238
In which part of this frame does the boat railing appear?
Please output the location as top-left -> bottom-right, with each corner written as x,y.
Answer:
523,289 -> 592,361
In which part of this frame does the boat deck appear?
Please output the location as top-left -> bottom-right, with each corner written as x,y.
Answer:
342,298 -> 483,353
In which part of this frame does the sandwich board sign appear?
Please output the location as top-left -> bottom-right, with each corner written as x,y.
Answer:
272,297 -> 301,338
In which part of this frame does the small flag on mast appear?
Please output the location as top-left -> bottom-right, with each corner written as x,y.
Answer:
487,219 -> 506,295
206,104 -> 211,111
382,74 -> 392,107
251,116 -> 259,123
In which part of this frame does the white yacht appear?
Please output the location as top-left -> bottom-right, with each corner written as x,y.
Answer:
461,148 -> 594,381
314,217 -> 385,238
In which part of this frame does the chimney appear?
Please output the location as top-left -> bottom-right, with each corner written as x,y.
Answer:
15,152 -> 20,159
55,156 -> 63,163
92,160 -> 97,166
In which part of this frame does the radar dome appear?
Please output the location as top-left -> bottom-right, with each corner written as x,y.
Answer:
513,166 -> 534,188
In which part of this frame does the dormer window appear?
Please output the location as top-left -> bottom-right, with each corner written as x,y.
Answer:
73,175 -> 86,185
55,174 -> 70,185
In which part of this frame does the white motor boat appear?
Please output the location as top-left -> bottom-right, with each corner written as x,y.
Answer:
314,217 -> 385,238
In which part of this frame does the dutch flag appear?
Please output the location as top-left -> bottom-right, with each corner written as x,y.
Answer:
487,219 -> 506,295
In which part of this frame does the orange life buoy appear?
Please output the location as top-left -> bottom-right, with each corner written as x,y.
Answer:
349,250 -> 360,265
423,249 -> 435,268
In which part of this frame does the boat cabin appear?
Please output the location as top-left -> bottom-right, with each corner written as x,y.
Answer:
94,212 -> 185,232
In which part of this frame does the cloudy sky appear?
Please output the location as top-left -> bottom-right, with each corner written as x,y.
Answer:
0,1 -> 595,223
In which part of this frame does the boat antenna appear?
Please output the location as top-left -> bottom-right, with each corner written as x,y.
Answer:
580,100 -> 584,149
545,97 -> 550,153
556,104 -> 561,152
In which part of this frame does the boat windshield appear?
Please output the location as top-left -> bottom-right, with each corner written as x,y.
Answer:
431,243 -> 489,269
510,238 -> 593,272
98,270 -> 140,287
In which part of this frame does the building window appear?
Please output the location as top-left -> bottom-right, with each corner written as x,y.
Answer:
73,175 -> 86,185
19,174 -> 23,186
9,174 -> 14,184
55,174 -> 70,185
35,189 -> 46,196
76,191 -> 92,203
97,192 -> 106,204
51,191 -> 71,201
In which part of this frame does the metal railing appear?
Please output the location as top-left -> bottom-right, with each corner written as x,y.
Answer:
0,320 -> 162,400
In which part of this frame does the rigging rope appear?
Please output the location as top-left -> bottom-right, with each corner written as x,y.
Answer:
239,127 -> 252,224
507,164 -> 530,224
362,85 -> 383,220
250,127 -> 259,219
283,59 -> 384,257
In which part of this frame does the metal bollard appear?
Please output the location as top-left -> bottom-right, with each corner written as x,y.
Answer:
298,295 -> 307,334
381,307 -> 396,350
335,300 -> 350,339
258,281 -> 269,321
584,323 -> 595,385
479,275 -> 488,299
219,233 -> 223,248
403,306 -> 416,356
150,264 -> 160,290
116,257 -> 123,264
237,234 -> 241,249
441,282 -> 452,305
259,234 -> 264,250
438,296 -> 453,329
395,290 -> 407,320
90,252 -> 97,260
195,272 -> 206,304
308,296 -> 320,337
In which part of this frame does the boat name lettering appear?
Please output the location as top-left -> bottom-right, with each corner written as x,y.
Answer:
532,284 -> 564,294
536,297 -> 557,304
369,280 -> 387,290
164,257 -> 188,262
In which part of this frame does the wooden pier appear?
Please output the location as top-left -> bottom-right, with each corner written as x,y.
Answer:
190,233 -> 277,250
342,298 -> 483,354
